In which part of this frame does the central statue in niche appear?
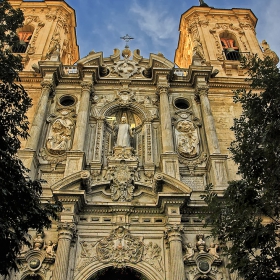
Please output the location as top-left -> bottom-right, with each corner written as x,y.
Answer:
114,116 -> 134,147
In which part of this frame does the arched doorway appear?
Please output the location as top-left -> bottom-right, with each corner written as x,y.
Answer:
91,267 -> 148,280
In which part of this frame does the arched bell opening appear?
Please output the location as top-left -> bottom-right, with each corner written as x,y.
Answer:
12,25 -> 34,53
90,266 -> 149,280
219,31 -> 240,60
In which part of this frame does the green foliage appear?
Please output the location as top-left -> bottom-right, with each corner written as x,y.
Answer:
0,0 -> 62,275
0,0 -> 24,83
202,55 -> 280,280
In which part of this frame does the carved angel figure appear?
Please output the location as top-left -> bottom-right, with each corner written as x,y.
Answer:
208,243 -> 220,259
183,242 -> 194,261
144,242 -> 163,271
44,240 -> 57,257
175,120 -> 199,158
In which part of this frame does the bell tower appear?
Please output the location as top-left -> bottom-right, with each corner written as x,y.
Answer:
175,2 -> 264,76
9,0 -> 79,70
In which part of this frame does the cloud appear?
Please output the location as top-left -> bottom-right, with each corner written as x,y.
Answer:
129,1 -> 177,46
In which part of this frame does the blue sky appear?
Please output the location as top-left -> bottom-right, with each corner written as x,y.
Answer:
63,0 -> 280,63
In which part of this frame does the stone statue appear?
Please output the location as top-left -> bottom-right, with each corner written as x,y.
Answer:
114,116 -> 134,147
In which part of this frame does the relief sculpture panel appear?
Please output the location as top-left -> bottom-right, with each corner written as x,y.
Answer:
46,117 -> 74,154
175,120 -> 199,158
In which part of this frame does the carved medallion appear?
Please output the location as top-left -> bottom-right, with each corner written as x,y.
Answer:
112,59 -> 143,79
96,226 -> 144,267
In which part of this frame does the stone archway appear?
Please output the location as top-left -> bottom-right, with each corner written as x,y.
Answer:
90,267 -> 148,280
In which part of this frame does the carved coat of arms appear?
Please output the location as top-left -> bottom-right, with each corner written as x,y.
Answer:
96,226 -> 144,267
109,162 -> 135,202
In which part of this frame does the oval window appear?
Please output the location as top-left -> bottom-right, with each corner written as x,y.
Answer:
174,98 -> 190,110
59,95 -> 75,106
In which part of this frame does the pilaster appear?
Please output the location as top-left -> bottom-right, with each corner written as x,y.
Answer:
25,80 -> 54,152
72,81 -> 93,151
157,76 -> 180,179
196,82 -> 220,155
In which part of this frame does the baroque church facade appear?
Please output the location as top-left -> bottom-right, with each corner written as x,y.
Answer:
6,0 -> 278,280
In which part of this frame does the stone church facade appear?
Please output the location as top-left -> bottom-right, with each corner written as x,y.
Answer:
6,1 -> 278,280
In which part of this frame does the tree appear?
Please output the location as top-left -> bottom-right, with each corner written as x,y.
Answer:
0,0 -> 62,275
202,55 -> 280,280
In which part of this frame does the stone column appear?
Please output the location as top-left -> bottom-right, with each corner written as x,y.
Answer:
165,224 -> 185,280
157,85 -> 174,153
52,222 -> 76,280
25,80 -> 53,151
72,81 -> 93,151
197,85 -> 220,154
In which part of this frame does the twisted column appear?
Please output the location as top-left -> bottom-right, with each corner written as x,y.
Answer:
197,86 -> 220,154
157,85 -> 174,153
72,81 -> 93,151
52,222 -> 76,280
165,224 -> 185,280
25,80 -> 53,150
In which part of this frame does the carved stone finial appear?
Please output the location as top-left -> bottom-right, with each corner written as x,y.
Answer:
196,233 -> 206,253
33,232 -> 44,250
261,40 -> 279,65
199,0 -> 209,7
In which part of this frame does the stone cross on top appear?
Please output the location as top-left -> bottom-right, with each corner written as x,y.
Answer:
120,34 -> 134,48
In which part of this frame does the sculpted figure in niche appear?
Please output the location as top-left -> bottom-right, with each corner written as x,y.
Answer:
46,118 -> 73,154
176,120 -> 199,158
113,116 -> 134,147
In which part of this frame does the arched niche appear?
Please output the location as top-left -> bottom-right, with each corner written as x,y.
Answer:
219,31 -> 240,60
22,274 -> 44,280
74,262 -> 163,280
90,267 -> 148,280
12,25 -> 34,53
98,101 -> 153,160
100,101 -> 150,125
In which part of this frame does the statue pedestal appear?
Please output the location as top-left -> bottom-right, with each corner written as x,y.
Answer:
107,147 -> 139,173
